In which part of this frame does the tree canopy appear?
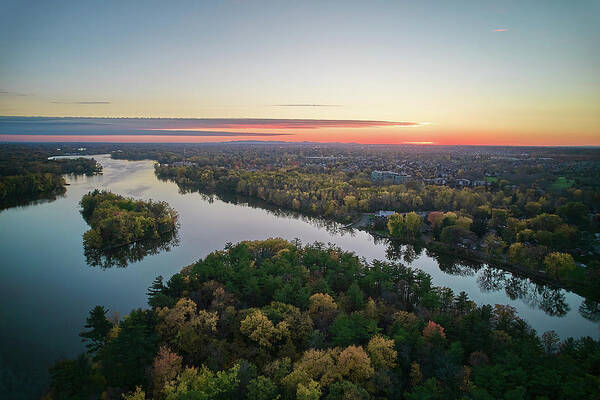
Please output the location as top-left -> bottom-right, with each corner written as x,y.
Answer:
47,239 -> 600,399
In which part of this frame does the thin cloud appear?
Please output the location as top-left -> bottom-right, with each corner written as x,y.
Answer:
2,130 -> 291,137
492,28 -> 509,32
151,118 -> 422,129
0,117 -> 424,136
0,90 -> 30,96
50,101 -> 112,104
273,104 -> 341,107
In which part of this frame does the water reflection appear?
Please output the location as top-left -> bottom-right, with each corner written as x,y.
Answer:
174,189 -> 350,236
385,239 -> 478,277
0,190 -> 66,212
384,239 -> 426,265
83,231 -> 180,268
579,300 -> 600,322
477,267 -> 570,317
156,172 -> 597,323
383,239 -> 572,318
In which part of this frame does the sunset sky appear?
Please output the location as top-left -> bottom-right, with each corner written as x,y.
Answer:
1,1 -> 599,145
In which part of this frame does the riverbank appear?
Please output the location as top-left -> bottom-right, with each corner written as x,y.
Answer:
347,212 -> 597,301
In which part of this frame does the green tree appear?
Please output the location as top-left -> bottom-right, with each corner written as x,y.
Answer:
163,364 -> 240,400
557,202 -> 590,227
404,212 -> 424,238
309,293 -> 338,331
48,354 -> 104,399
387,213 -> 405,238
326,380 -> 370,400
544,252 -> 576,278
388,212 -> 423,239
454,291 -> 474,314
123,387 -> 146,400
296,380 -> 321,400
483,233 -> 506,260
346,282 -> 365,312
330,313 -> 379,346
366,335 -> 397,369
99,309 -> 158,389
79,305 -> 112,355
148,275 -> 175,308
406,378 -> 441,400
524,201 -> 542,217
240,309 -> 289,348
410,362 -> 422,386
247,376 -> 279,400
440,225 -> 476,248
489,208 -> 509,234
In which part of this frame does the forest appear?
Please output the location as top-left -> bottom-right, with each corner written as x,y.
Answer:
80,190 -> 179,251
152,150 -> 599,302
46,239 -> 600,399
0,144 -> 102,210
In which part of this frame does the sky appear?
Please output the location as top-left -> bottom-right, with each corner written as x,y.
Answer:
0,0 -> 599,145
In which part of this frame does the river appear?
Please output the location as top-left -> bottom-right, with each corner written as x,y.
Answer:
0,155 -> 597,398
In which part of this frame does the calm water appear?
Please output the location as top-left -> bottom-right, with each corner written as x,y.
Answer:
1,155 -> 598,398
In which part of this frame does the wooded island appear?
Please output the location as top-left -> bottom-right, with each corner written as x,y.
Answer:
80,190 -> 178,250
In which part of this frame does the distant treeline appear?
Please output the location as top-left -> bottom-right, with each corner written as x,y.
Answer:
0,173 -> 67,209
151,150 -> 600,303
154,164 -> 598,221
0,144 -> 102,210
0,144 -> 102,177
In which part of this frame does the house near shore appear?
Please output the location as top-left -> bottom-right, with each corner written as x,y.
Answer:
374,210 -> 433,220
375,210 -> 396,218
471,180 -> 490,186
371,170 -> 412,184
372,210 -> 435,232
172,161 -> 197,167
372,210 -> 396,229
424,177 -> 447,185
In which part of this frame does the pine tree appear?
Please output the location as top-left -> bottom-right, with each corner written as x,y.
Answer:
79,305 -> 112,354
147,275 -> 175,308
147,275 -> 165,298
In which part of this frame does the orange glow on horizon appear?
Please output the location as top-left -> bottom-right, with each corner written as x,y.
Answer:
2,129 -> 599,147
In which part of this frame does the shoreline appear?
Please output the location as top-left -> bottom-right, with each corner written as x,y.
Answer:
159,184 -> 595,300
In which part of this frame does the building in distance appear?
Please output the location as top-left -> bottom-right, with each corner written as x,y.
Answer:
371,170 -> 412,184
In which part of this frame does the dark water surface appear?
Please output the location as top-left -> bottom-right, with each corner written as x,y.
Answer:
0,155 -> 598,398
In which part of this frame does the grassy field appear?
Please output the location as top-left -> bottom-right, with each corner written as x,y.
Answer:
551,176 -> 574,190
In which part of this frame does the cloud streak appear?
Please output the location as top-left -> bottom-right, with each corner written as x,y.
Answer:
492,28 -> 509,32
0,116 -> 423,134
0,90 -> 30,96
50,101 -> 112,104
0,117 -> 426,143
0,117 -> 292,136
273,104 -> 341,107
0,130 -> 290,137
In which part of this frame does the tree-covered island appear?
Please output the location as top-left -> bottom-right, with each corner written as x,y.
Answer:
79,190 -> 179,266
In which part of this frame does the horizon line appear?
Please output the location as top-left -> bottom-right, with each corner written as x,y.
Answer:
1,138 -> 598,148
